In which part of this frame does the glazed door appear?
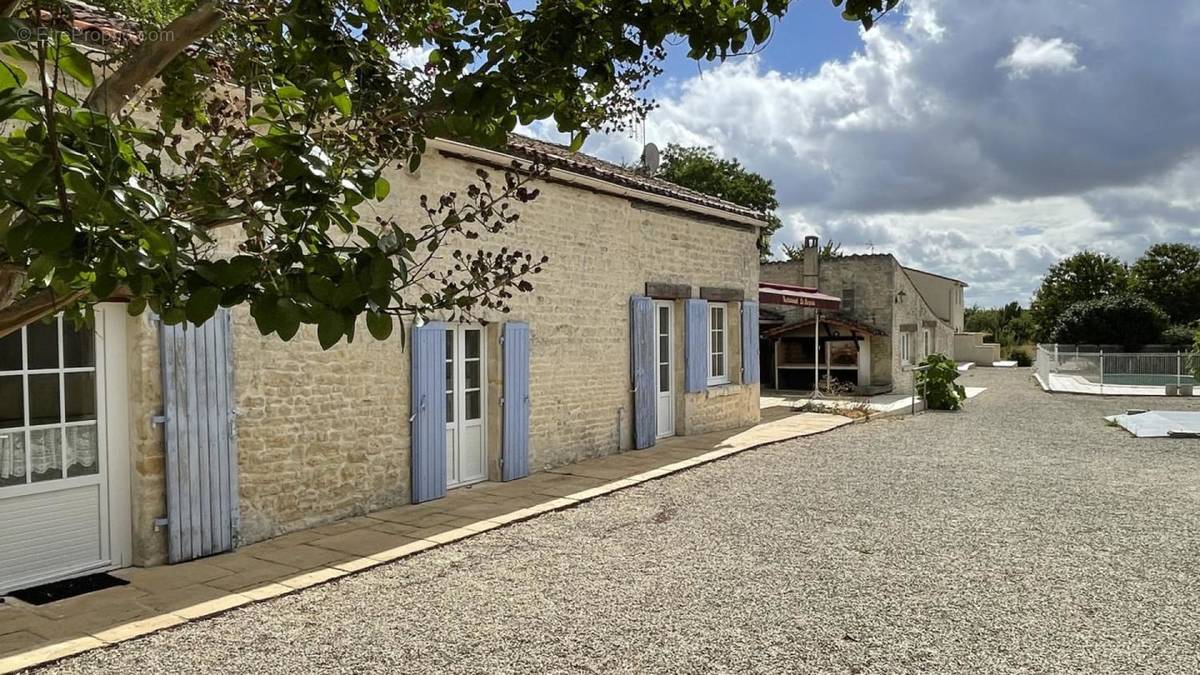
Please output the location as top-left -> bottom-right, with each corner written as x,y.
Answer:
654,301 -> 675,438
444,326 -> 486,487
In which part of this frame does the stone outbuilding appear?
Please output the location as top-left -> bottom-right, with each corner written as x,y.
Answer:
0,135 -> 766,593
759,236 -> 982,395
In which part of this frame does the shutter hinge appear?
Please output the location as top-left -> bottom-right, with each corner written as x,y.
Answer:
153,517 -> 169,531
151,414 -> 168,426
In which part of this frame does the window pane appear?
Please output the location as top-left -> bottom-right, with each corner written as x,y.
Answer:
445,329 -> 454,357
26,319 -> 58,370
659,363 -> 669,392
62,322 -> 95,368
0,330 -> 20,372
659,334 -> 668,360
445,359 -> 454,394
465,390 -> 481,421
0,430 -> 25,486
28,374 -> 61,426
658,306 -> 669,332
0,376 -> 22,429
64,372 -> 96,422
29,428 -> 62,482
465,330 -> 480,359
465,360 -> 480,390
65,425 -> 98,477
446,392 -> 454,424
717,353 -> 726,376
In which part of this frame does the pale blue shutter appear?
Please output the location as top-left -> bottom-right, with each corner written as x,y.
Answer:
410,321 -> 447,503
684,299 -> 708,393
160,309 -> 238,563
741,300 -> 760,384
501,322 -> 531,481
630,296 -> 655,450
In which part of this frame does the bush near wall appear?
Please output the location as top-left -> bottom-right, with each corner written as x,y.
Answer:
916,353 -> 967,411
1050,294 -> 1168,348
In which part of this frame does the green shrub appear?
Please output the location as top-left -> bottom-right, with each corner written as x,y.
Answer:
1193,329 -> 1200,380
916,353 -> 967,411
1008,349 -> 1033,367
1050,294 -> 1168,347
1163,323 -> 1200,347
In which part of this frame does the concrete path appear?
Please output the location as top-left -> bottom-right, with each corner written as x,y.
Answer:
0,411 -> 849,673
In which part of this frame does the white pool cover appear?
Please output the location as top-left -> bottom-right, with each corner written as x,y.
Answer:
1105,411 -> 1200,438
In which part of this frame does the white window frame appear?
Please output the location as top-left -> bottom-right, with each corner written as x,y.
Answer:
707,302 -> 729,386
900,332 -> 911,365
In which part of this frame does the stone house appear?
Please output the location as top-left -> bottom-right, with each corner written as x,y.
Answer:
0,134 -> 765,593
759,236 -> 976,394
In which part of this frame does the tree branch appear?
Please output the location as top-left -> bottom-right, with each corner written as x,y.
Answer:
85,2 -> 224,116
0,0 -> 21,17
0,288 -> 86,339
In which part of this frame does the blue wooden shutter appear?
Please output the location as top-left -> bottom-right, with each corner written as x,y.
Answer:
501,322 -> 531,481
160,309 -> 238,563
629,296 -> 655,450
410,321 -> 447,503
684,299 -> 708,393
741,300 -> 760,384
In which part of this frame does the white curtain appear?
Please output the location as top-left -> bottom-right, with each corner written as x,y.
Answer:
0,431 -> 25,482
65,425 -> 98,471
28,429 -> 62,475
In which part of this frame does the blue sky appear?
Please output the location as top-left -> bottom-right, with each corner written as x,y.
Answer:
653,1 -> 867,87
527,0 -> 1200,308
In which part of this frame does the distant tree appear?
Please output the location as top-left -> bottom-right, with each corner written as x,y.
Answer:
1130,243 -> 1200,325
1050,294 -> 1167,347
1030,251 -> 1130,341
656,145 -> 781,259
780,240 -> 843,261
965,301 -> 1034,347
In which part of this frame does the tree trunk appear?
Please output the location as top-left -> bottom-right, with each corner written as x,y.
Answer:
85,2 -> 225,116
0,289 -> 86,340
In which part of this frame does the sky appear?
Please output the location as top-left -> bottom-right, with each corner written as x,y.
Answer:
522,0 -> 1200,308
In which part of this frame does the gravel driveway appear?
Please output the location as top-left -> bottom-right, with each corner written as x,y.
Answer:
37,368 -> 1200,674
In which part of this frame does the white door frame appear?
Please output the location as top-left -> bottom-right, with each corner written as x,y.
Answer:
654,301 -> 675,438
0,304 -> 130,594
444,324 -> 487,488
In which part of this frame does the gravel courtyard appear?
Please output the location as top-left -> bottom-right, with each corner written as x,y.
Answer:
38,368 -> 1200,674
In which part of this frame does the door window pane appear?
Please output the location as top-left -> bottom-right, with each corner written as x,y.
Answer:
0,331 -> 19,372
26,319 -> 59,370
65,425 -> 99,477
64,372 -> 96,422
0,431 -> 25,486
28,374 -> 61,425
659,363 -> 669,393
465,330 -> 480,359
29,428 -> 62,482
465,390 -> 481,421
0,376 -> 22,428
62,323 -> 95,368
465,360 -> 480,390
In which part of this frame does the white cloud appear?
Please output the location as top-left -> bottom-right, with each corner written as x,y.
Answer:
999,36 -> 1083,79
522,0 -> 1200,306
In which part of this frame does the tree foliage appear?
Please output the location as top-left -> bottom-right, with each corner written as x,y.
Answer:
1130,243 -> 1200,326
0,0 -> 894,345
1049,294 -> 1168,348
1029,251 -> 1129,341
781,239 -> 842,261
964,301 -> 1034,348
655,144 -> 781,258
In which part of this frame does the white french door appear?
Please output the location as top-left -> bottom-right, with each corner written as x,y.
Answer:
654,301 -> 675,438
444,325 -> 486,488
0,306 -> 130,594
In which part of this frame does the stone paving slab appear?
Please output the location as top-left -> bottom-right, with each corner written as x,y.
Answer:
0,409 -> 850,674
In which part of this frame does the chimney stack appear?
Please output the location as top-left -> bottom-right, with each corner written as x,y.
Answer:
801,235 -> 820,289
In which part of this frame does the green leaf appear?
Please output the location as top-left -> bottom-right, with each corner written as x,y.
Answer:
274,85 -> 305,100
30,220 -> 75,253
317,311 -> 344,349
374,176 -> 390,201
0,58 -> 27,89
331,92 -> 351,116
366,310 -> 392,340
56,44 -> 95,88
185,287 -> 222,325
